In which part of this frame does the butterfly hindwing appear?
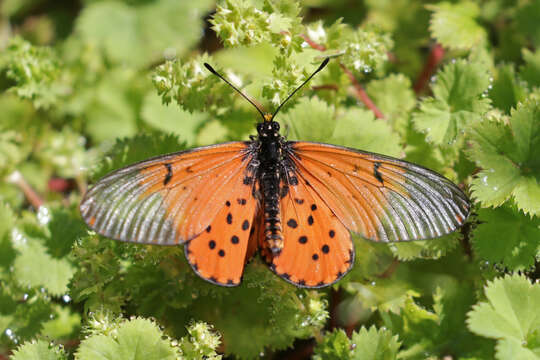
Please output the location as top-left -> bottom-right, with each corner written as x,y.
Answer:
288,142 -> 470,242
184,175 -> 259,286
267,176 -> 354,288
80,142 -> 254,245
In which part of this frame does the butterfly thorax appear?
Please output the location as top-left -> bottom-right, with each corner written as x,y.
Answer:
256,120 -> 287,254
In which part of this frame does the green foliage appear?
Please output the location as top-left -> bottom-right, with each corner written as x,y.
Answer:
75,0 -> 214,68
313,327 -> 400,360
472,206 -> 540,271
1,0 -> 540,358
10,340 -> 67,360
467,274 -> 540,359
468,100 -> 540,215
76,316 -> 178,360
413,59 -> 491,146
427,2 -> 487,50
1,37 -> 65,109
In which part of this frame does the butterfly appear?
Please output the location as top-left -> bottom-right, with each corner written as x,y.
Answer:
80,58 -> 470,288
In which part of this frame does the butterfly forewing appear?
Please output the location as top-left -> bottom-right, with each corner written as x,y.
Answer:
288,142 -> 470,242
80,142 -> 255,245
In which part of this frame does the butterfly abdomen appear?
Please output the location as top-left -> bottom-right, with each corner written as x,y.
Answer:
256,120 -> 287,254
260,163 -> 284,254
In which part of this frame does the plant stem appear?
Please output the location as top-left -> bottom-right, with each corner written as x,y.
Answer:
413,43 -> 445,94
7,171 -> 44,208
301,33 -> 385,119
340,64 -> 385,119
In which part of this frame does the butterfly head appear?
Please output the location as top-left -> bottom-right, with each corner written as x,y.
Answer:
257,119 -> 280,139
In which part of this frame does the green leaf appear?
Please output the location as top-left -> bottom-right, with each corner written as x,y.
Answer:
10,340 -> 67,360
76,317 -> 177,360
490,64 -> 528,114
467,274 -> 540,359
413,59 -> 491,146
313,329 -> 351,360
331,108 -> 402,157
140,92 -> 207,147
472,206 -> 540,271
427,1 -> 487,50
45,206 -> 88,258
13,237 -> 75,296
0,201 -> 16,271
313,326 -> 400,360
468,99 -> 540,215
515,0 -> 540,47
41,305 -> 81,339
281,96 -> 335,142
389,232 -> 460,261
521,49 -> 540,89
76,0 -> 213,68
365,74 -> 416,135
351,326 -> 400,360
381,284 -> 494,359
84,69 -> 139,142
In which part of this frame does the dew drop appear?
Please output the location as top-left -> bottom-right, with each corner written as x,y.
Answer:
37,206 -> 51,225
22,293 -> 29,301
62,294 -> 71,303
5,329 -> 13,337
370,281 -> 376,286
492,186 -> 498,191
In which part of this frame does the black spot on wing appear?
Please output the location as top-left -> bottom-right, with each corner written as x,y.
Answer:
287,219 -> 298,228
374,162 -> 384,184
163,163 -> 173,185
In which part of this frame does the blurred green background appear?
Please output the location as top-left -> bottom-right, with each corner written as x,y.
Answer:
1,0 -> 540,359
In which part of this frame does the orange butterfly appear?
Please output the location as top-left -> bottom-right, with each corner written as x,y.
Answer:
80,58 -> 470,288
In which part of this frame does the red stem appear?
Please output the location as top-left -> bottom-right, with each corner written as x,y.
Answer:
301,33 -> 385,119
8,171 -> 44,208
340,64 -> 385,119
300,34 -> 326,51
413,43 -> 445,94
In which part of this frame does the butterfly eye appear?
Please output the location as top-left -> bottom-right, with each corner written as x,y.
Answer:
256,123 -> 264,134
272,122 -> 280,131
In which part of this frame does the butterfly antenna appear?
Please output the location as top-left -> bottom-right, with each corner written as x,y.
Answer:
204,63 -> 266,121
272,57 -> 330,119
